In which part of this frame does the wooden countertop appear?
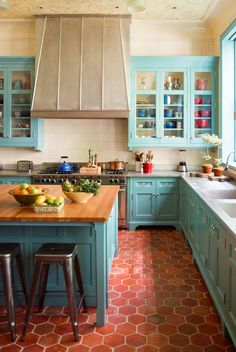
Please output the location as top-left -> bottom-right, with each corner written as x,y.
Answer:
0,185 -> 119,223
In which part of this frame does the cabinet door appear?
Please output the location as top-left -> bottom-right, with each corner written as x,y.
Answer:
190,68 -> 216,144
130,69 -> 159,147
0,69 -> 8,139
131,178 -> 156,220
160,69 -> 187,144
214,219 -> 226,313
156,178 -> 178,220
226,236 -> 236,341
0,58 -> 43,150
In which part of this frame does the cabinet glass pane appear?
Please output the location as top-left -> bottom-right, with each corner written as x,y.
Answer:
194,94 -> 212,138
164,72 -> 184,90
194,72 -> 212,90
136,94 -> 156,139
163,94 -> 184,138
11,71 -> 31,90
136,72 -> 156,90
0,71 -> 4,90
0,94 -> 3,137
11,93 -> 31,138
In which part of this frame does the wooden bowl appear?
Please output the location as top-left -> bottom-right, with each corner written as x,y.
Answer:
9,189 -> 48,206
63,191 -> 94,203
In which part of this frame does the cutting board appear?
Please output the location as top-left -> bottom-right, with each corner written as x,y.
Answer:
80,166 -> 101,174
190,171 -> 214,178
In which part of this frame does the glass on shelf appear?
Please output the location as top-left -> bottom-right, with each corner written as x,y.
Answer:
164,72 -> 184,90
194,72 -> 212,90
12,71 -> 31,90
136,71 -> 156,90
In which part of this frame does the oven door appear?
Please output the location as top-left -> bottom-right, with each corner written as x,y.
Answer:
118,186 -> 127,229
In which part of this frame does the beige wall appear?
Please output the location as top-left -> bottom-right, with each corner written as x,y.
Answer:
0,16 -> 228,168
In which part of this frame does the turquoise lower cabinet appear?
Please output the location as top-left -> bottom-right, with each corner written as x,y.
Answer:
181,179 -> 235,345
128,177 -> 179,230
0,176 -> 31,184
226,235 -> 236,344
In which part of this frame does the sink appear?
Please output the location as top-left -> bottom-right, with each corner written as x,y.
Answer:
217,203 -> 236,218
201,189 -> 236,199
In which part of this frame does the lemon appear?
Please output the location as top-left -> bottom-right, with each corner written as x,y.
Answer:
46,194 -> 57,201
35,195 -> 47,205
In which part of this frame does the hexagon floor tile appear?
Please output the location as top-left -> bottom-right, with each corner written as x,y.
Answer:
0,227 -> 235,351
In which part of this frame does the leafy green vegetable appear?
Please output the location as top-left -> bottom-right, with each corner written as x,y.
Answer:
62,179 -> 100,196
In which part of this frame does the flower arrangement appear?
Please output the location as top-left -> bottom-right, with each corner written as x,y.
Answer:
202,133 -> 223,167
202,134 -> 224,175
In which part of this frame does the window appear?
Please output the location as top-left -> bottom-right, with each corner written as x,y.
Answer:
221,19 -> 236,167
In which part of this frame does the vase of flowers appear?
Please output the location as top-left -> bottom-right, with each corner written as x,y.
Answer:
202,134 -> 223,175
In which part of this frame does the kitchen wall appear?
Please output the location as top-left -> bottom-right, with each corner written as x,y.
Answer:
0,14 -> 231,168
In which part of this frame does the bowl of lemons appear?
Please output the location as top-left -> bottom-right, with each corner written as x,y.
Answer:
9,183 -> 48,206
34,194 -> 65,213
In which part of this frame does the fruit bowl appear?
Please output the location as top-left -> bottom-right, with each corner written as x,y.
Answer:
63,191 -> 94,203
9,188 -> 48,205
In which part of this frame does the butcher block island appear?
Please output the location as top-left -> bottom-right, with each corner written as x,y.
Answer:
0,184 -> 119,326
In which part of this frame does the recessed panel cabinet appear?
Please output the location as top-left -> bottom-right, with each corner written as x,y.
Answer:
180,179 -> 235,346
128,177 -> 179,230
0,57 -> 43,150
129,57 -> 218,149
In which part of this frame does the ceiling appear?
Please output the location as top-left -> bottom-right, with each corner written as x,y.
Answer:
0,0 -> 218,21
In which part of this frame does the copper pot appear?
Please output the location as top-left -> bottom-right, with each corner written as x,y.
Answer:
109,159 -> 124,170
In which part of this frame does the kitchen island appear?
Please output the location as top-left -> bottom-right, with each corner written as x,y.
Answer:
0,184 -> 119,326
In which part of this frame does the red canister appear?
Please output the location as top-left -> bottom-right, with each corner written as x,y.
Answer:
142,162 -> 154,174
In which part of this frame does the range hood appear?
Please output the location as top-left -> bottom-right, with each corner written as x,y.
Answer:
31,14 -> 130,119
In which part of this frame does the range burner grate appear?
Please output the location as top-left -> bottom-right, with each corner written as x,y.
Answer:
38,165 -> 78,175
106,169 -> 126,175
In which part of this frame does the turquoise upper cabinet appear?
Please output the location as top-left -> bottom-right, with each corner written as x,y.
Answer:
128,56 -> 218,149
190,68 -> 217,144
0,57 -> 43,150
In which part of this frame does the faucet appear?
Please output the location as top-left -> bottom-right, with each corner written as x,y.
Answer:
224,150 -> 236,170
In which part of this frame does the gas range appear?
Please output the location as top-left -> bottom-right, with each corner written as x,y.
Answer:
32,164 -> 127,186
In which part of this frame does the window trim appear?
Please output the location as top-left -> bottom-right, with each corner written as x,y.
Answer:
220,19 -> 236,167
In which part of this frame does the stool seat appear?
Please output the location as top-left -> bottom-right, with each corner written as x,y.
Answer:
0,243 -> 28,342
21,242 -> 86,342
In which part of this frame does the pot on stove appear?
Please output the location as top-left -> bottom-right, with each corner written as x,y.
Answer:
58,156 -> 73,173
109,159 -> 125,170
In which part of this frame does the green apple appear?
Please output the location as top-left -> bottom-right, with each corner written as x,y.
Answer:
20,182 -> 29,190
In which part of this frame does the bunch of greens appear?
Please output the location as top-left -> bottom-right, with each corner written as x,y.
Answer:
62,179 -> 100,196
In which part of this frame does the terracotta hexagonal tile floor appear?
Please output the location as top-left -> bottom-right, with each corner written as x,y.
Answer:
0,227 -> 235,351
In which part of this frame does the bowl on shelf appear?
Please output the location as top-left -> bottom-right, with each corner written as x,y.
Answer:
164,109 -> 174,117
196,119 -> 209,128
194,98 -> 203,104
63,191 -> 94,203
200,109 -> 211,117
9,188 -> 48,206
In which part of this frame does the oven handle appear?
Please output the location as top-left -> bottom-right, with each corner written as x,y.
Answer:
118,188 -> 126,192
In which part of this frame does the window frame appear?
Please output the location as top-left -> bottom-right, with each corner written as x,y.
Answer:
220,19 -> 236,168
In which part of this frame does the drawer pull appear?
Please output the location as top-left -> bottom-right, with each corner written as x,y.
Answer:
211,225 -> 215,230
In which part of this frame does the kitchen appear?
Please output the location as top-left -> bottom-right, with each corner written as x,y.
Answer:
0,0 -> 236,350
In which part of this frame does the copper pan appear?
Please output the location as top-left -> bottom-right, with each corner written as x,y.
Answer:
109,159 -> 125,170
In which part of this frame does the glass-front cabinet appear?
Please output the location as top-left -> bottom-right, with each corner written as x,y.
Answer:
162,70 -> 186,142
0,57 -> 43,150
129,57 -> 218,149
191,69 -> 215,144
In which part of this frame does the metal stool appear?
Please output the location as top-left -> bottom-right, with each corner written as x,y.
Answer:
21,243 -> 86,342
0,243 -> 28,341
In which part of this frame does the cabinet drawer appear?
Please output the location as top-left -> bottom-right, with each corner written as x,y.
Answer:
157,178 -> 178,191
132,178 -> 156,191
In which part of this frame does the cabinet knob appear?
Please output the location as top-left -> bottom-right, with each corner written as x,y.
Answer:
156,193 -> 160,197
234,248 -> 236,252
211,224 -> 215,230
152,193 -> 156,196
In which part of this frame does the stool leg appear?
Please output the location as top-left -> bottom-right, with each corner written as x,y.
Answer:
15,251 -> 28,304
74,255 -> 86,312
1,258 -> 16,342
38,264 -> 49,311
63,259 -> 78,341
21,260 -> 42,341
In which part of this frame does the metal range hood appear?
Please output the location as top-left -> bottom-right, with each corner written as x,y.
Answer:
31,14 -> 130,119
